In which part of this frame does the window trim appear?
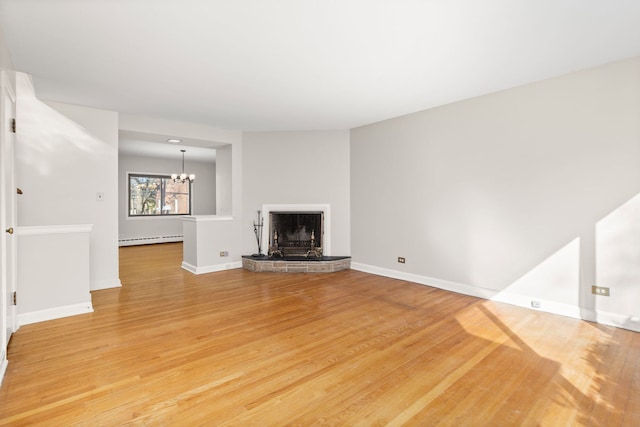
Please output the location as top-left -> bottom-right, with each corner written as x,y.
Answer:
128,172 -> 192,218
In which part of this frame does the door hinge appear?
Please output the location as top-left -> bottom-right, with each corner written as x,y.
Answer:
12,291 -> 16,305
11,118 -> 16,133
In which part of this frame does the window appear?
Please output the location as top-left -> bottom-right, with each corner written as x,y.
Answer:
128,174 -> 191,216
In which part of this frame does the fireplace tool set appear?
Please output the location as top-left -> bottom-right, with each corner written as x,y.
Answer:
252,210 -> 265,257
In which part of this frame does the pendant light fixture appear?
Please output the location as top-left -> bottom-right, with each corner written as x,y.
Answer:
171,149 -> 195,183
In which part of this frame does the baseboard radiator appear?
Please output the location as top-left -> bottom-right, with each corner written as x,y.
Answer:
118,235 -> 183,247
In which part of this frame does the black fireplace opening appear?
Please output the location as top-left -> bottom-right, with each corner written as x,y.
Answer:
269,211 -> 323,257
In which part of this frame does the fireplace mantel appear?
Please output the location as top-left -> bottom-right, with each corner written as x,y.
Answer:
261,204 -> 331,256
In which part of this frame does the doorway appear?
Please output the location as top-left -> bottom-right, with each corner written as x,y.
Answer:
0,70 -> 17,361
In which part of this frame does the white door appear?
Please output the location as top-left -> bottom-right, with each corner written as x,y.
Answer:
0,70 -> 17,357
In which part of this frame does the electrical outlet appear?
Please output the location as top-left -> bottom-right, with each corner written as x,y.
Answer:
398,257 -> 406,264
592,286 -> 610,296
219,251 -> 229,257
531,300 -> 541,308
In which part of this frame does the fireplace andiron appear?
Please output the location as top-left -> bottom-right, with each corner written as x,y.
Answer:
268,228 -> 323,259
268,228 -> 284,258
306,230 -> 322,258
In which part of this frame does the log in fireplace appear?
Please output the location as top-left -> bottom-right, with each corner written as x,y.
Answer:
268,211 -> 323,258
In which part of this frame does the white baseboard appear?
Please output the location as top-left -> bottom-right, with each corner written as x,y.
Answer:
181,261 -> 198,274
570,307 -> 640,332
491,292 -> 640,332
0,359 -> 7,387
181,261 -> 243,275
118,235 -> 183,247
350,262 -> 640,333
18,301 -> 94,326
490,290 -> 581,316
91,279 -> 122,291
350,262 -> 497,299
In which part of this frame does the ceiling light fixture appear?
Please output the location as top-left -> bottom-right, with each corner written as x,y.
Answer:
167,138 -> 182,143
172,149 -> 195,183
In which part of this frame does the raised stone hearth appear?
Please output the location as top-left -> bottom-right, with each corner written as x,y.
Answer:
242,256 -> 350,273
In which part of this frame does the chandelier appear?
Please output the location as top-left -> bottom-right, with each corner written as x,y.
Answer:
171,149 -> 195,183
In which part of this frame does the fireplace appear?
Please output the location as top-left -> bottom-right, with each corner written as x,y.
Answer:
269,211 -> 323,257
261,204 -> 332,257
244,203 -> 349,272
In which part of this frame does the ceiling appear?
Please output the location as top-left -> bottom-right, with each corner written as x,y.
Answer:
1,0 -> 640,132
118,131 -> 218,162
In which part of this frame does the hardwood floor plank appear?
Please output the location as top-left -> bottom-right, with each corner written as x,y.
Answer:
0,242 -> 638,426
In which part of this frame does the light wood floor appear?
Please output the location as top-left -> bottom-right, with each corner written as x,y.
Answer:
1,243 -> 638,426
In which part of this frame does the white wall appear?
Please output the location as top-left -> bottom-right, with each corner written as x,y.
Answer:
181,216 -> 239,274
242,130 -> 350,255
17,225 -> 93,325
351,57 -> 640,331
16,74 -> 120,291
118,153 -> 216,242
0,24 -> 14,89
216,144 -> 232,216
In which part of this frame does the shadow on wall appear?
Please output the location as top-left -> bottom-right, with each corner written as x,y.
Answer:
16,73 -> 116,228
17,79 -> 111,178
15,72 -> 120,291
491,192 -> 640,331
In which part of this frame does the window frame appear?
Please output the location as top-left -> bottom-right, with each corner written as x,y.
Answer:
128,173 -> 192,218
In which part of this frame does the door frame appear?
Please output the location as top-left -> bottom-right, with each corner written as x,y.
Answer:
0,69 -> 17,372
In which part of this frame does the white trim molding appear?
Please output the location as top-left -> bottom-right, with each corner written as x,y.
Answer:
181,261 -> 242,275
118,235 -> 183,246
182,215 -> 234,222
351,262 -> 497,299
578,308 -> 640,332
16,224 -> 93,236
91,279 -> 122,291
350,262 -> 640,333
0,359 -> 7,387
18,302 -> 94,326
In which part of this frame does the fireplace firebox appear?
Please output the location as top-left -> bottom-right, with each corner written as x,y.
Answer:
268,211 -> 323,258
